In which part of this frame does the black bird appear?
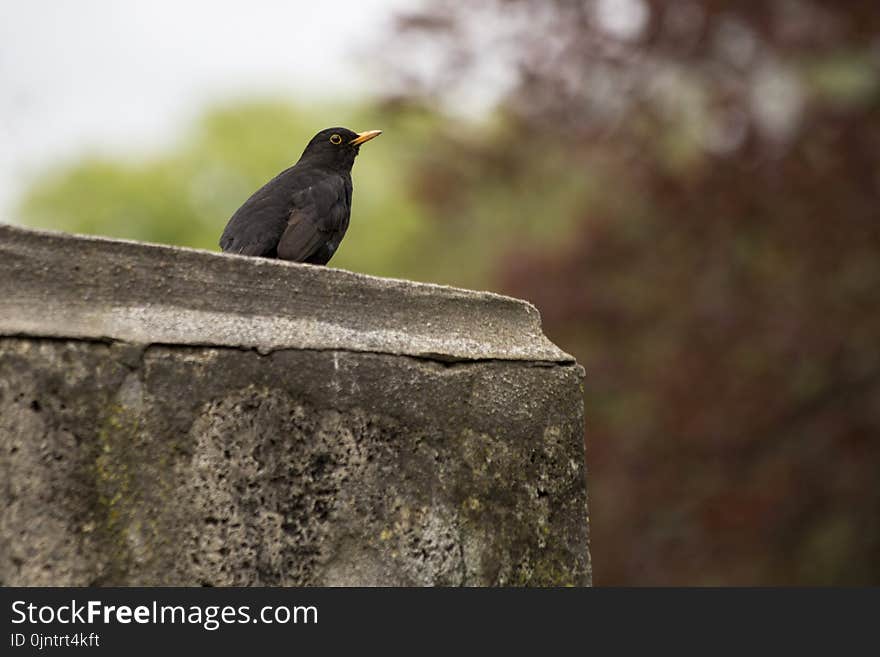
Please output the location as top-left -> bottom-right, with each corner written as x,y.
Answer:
219,127 -> 381,264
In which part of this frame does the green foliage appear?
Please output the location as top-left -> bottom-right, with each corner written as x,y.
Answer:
17,99 -> 601,291
18,101 -> 440,281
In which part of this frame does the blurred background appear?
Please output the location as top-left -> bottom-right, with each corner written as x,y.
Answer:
3,0 -> 879,585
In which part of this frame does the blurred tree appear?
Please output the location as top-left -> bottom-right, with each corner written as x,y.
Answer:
383,0 -> 880,584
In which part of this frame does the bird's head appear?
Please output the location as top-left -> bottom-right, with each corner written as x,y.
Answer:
299,127 -> 382,171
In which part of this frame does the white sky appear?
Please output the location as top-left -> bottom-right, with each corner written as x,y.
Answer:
0,0 -> 416,221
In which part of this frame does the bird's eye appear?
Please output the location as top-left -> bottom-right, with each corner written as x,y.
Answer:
329,134 -> 342,145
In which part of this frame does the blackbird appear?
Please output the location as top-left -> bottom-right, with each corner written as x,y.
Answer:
219,127 -> 381,264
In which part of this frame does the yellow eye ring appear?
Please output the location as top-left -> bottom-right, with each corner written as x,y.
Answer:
329,134 -> 342,145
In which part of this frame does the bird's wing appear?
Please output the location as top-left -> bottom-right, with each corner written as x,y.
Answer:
276,177 -> 347,262
221,231 -> 283,257
275,210 -> 331,262
220,215 -> 287,256
219,176 -> 293,257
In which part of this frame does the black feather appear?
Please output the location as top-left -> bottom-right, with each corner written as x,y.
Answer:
219,127 -> 376,265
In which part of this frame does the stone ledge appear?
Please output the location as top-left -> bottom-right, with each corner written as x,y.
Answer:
0,224 -> 573,363
0,223 -> 590,586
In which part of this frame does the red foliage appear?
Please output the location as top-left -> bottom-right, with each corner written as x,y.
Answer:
388,0 -> 880,584
502,107 -> 880,584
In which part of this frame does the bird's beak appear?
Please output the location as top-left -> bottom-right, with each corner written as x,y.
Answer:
349,129 -> 382,146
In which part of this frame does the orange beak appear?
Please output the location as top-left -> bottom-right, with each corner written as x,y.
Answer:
349,129 -> 382,146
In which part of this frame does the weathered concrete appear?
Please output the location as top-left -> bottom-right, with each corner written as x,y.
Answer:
0,224 -> 571,362
0,224 -> 590,586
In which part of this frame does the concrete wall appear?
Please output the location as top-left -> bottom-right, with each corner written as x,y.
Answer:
0,224 -> 590,586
